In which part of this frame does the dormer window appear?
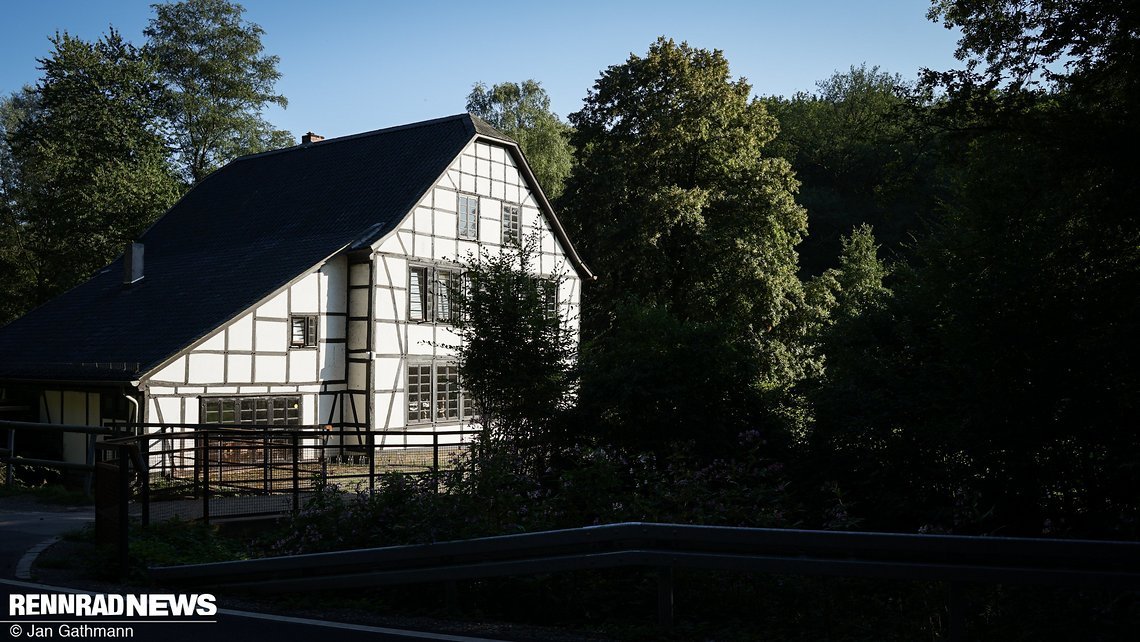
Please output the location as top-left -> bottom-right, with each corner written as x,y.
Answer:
290,315 -> 317,348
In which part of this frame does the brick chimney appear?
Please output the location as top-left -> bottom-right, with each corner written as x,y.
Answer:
302,132 -> 324,145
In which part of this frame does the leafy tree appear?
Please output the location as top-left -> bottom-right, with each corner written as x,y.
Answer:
466,80 -> 573,200
145,0 -> 292,183
561,38 -> 821,456
563,38 -> 807,346
0,89 -> 39,323
927,0 -> 1139,91
764,65 -> 940,275
3,31 -> 181,315
799,1 -> 1140,536
448,238 -> 577,476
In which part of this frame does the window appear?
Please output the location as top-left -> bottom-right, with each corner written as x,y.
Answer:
407,361 -> 473,424
540,280 -> 558,321
408,266 -> 428,322
435,268 -> 461,323
201,396 -> 301,464
407,364 -> 432,423
409,265 -> 461,324
202,396 -> 301,426
290,315 -> 317,348
502,203 -> 520,243
458,195 -> 479,239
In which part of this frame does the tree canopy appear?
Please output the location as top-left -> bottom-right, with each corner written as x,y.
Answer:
2,31 -> 181,311
466,80 -> 573,200
145,0 -> 292,183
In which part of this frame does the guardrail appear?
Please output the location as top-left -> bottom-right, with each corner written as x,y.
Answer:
151,521 -> 1140,638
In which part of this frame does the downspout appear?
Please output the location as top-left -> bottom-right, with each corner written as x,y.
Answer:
123,394 -> 140,435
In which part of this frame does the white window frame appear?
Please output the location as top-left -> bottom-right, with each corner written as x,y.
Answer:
502,203 -> 520,244
458,194 -> 479,240
406,360 -> 473,425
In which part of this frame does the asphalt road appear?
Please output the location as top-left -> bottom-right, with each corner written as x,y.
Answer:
0,506 -> 94,579
0,505 -> 506,641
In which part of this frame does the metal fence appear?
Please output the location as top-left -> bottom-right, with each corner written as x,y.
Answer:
106,424 -> 479,525
0,420 -> 119,492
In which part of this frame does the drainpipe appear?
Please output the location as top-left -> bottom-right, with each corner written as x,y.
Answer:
124,389 -> 141,437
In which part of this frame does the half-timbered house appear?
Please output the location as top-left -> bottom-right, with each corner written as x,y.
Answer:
0,113 -> 592,463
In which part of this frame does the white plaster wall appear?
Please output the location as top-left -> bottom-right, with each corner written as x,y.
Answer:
142,256 -> 350,426
368,138 -> 583,433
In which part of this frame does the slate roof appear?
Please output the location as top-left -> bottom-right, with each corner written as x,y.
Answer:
0,113 -> 588,383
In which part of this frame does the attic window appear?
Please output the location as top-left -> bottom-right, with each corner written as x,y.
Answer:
502,203 -> 520,244
458,195 -> 479,239
290,315 -> 317,348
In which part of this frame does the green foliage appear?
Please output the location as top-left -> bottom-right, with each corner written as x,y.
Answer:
466,80 -> 573,200
763,65 -> 939,275
2,30 -> 182,316
562,37 -> 823,460
577,303 -> 767,455
145,0 -> 291,183
274,434 -> 805,555
448,239 -> 577,477
796,1 -> 1140,536
564,38 -> 807,337
927,0 -> 1138,91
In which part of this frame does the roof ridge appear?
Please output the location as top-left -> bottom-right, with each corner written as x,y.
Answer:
231,113 -> 478,164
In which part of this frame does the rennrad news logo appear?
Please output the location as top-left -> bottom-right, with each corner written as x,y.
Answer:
9,593 -> 217,617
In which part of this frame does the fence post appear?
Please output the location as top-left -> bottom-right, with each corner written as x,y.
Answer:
83,434 -> 95,496
202,432 -> 211,526
116,444 -> 130,579
140,436 -> 150,527
5,428 -> 13,487
292,431 -> 300,514
948,582 -> 966,642
657,566 -> 674,627
368,430 -> 376,494
433,432 -> 440,490
264,431 -> 271,493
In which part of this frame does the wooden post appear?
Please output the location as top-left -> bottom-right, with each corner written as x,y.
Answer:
83,434 -> 95,496
5,428 -> 14,487
140,437 -> 150,527
292,431 -> 300,514
117,445 -> 130,579
657,566 -> 674,627
433,432 -> 440,492
202,433 -> 211,526
948,582 -> 966,642
368,431 -> 376,494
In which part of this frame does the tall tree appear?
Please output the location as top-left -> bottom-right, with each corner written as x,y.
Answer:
563,38 -> 807,340
801,1 -> 1140,535
563,38 -> 816,453
466,80 -> 573,200
3,31 -> 181,316
449,239 -> 577,476
763,65 -> 939,275
145,0 -> 292,183
0,89 -> 39,324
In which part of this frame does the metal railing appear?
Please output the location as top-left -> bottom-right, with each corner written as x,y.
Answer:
0,420 -> 121,492
2,420 -> 478,521
104,424 -> 479,524
151,521 -> 1140,639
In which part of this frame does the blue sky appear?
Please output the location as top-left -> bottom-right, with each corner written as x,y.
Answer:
0,1 -> 963,141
